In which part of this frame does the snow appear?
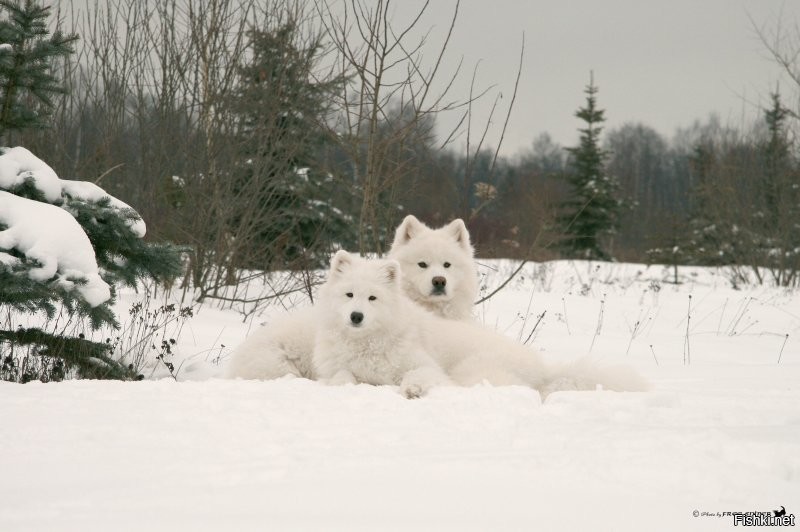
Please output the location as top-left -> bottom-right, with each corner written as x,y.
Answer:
1,261 -> 799,531
0,191 -> 111,306
60,180 -> 146,237
0,146 -> 62,202
0,146 -> 146,237
0,250 -> 19,266
0,146 -> 154,307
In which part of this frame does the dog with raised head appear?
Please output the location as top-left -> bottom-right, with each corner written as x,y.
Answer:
388,215 -> 479,321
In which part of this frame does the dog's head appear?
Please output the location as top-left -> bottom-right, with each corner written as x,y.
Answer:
320,250 -> 402,334
388,215 -> 476,311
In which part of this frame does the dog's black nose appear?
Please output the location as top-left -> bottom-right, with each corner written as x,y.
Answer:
432,276 -> 447,289
350,311 -> 364,325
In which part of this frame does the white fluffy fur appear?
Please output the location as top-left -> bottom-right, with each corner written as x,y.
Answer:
227,215 -> 479,380
388,215 -> 479,321
312,251 -> 453,398
225,307 -> 316,380
311,252 -> 648,398
227,220 -> 646,399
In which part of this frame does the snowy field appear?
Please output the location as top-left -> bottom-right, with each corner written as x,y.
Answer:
1,260 -> 799,531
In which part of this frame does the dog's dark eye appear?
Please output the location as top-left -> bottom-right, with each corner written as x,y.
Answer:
418,261 -> 428,269
346,292 -> 353,298
443,262 -> 451,268
368,295 -> 377,301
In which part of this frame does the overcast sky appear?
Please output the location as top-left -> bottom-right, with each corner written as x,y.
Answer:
394,0 -> 800,157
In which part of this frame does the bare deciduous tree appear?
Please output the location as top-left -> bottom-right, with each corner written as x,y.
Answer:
21,0 -> 351,315
315,0 -> 522,254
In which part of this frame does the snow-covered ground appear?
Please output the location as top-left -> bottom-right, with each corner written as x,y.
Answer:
1,260 -> 799,531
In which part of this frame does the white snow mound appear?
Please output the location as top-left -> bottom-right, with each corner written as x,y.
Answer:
0,191 -> 111,307
0,146 -> 146,237
0,146 -> 62,202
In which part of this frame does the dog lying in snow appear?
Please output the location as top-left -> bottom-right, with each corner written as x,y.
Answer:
313,251 -> 647,398
312,251 -> 452,398
227,222 -> 647,399
225,215 -> 480,380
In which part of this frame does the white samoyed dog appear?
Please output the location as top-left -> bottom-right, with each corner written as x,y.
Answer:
387,214 -> 479,321
226,215 -> 480,381
312,251 -> 647,398
312,251 -> 453,398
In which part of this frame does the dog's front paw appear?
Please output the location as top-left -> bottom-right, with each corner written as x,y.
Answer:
399,366 -> 451,399
400,380 -> 424,399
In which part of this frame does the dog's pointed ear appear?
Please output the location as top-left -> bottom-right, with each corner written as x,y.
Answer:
381,260 -> 400,285
392,215 -> 425,247
330,250 -> 353,276
446,219 -> 472,251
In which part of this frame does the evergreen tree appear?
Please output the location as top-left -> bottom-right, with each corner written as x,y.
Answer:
0,0 -> 78,142
663,95 -> 800,285
226,22 -> 355,270
0,1 -> 183,382
556,74 -> 622,260
762,91 -> 791,229
755,91 -> 799,284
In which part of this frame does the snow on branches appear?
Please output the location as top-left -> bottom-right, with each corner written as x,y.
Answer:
0,147 -> 150,308
0,191 -> 110,306
0,147 -> 146,236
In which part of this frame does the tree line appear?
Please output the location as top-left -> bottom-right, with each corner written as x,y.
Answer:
4,0 -> 800,291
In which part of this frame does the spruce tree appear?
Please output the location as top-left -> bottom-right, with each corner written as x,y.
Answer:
0,0 -> 78,141
681,94 -> 797,270
0,1 -> 183,382
226,22 -> 355,270
762,91 -> 791,229
756,91 -> 799,284
557,74 -> 622,260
